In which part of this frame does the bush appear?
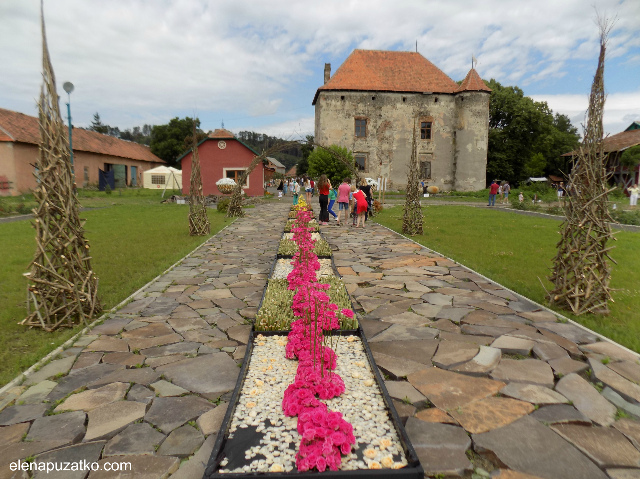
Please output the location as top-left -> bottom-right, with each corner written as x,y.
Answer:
105,184 -> 112,195
610,208 -> 640,226
217,198 -> 230,213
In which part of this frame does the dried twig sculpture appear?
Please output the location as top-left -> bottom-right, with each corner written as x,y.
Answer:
548,18 -> 616,315
22,5 -> 101,331
402,118 -> 424,235
226,141 -> 301,218
188,124 -> 210,235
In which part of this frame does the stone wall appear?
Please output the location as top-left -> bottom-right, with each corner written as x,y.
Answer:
315,90 -> 489,191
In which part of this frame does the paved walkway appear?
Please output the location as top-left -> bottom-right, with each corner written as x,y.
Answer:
1,201 -> 639,479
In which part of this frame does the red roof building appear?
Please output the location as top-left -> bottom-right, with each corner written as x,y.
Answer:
0,108 -> 163,196
313,50 -> 491,191
179,130 -> 266,197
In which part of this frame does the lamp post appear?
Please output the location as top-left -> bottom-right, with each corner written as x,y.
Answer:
62,82 -> 74,172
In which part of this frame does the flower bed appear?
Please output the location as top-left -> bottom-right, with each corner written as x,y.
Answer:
205,198 -> 423,477
272,258 -> 334,280
278,238 -> 332,257
285,219 -> 318,233
255,278 -> 354,331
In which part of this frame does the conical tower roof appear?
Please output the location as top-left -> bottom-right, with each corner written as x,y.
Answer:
456,68 -> 491,93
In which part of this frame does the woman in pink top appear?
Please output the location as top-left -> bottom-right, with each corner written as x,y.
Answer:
336,178 -> 351,226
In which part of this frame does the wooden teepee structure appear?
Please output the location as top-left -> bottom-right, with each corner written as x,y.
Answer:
22,4 -> 101,331
548,19 -> 616,315
402,118 -> 424,235
188,124 -> 210,235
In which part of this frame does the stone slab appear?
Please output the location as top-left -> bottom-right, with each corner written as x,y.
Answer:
169,434 -> 216,479
490,336 -> 534,356
500,382 -> 569,405
24,356 -> 76,386
197,403 -> 228,436
606,470 -> 640,479
608,360 -> 640,384
91,318 -> 132,335
84,401 -> 147,442
554,373 -> 616,426
103,422 -> 166,456
372,352 -> 429,380
0,422 -> 30,447
432,340 -> 479,369
368,324 -> 439,342
589,359 -> 640,404
613,418 -> 640,450
548,357 -> 589,376
87,368 -> 160,389
414,408 -> 459,425
157,424 -> 204,457
490,359 -> 554,388
0,404 -> 48,426
144,396 -> 214,434
126,384 -> 155,405
551,424 -> 640,468
368,339 -> 438,366
384,381 -> 427,405
26,411 -> 86,445
55,382 -> 129,412
582,342 -> 639,363
449,396 -> 534,434
87,455 -> 179,479
155,354 -> 239,396
404,417 -> 471,476
473,415 -> 608,479
407,367 -> 505,410
529,404 -> 591,425
537,322 -> 597,344
84,338 -> 130,353
32,441 -> 105,479
18,380 -> 57,405
47,364 -> 122,402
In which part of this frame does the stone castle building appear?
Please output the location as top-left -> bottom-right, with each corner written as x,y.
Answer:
313,50 -> 491,191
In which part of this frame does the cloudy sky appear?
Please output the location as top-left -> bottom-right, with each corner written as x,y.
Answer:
1,0 -> 639,139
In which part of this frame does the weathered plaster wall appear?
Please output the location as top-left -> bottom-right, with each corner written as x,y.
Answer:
453,92 -> 490,191
315,90 -> 489,191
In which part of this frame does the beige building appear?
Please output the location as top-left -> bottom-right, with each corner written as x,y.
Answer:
0,108 -> 163,196
313,50 -> 491,191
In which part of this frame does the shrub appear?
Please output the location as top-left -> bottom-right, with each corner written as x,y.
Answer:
105,184 -> 112,195
217,198 -> 230,213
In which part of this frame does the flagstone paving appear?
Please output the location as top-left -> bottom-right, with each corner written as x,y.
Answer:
321,218 -> 640,478
1,202 -> 640,478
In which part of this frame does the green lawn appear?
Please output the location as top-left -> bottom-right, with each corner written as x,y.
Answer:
0,191 -> 232,387
375,205 -> 640,353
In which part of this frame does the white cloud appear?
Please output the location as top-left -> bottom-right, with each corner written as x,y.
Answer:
0,0 -> 639,133
531,91 -> 640,135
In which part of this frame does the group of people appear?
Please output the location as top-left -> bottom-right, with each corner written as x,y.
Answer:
488,180 -> 511,206
276,176 -> 373,228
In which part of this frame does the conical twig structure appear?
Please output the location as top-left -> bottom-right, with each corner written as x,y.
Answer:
402,118 -> 424,235
22,5 -> 101,331
548,20 -> 616,315
188,124 -> 210,235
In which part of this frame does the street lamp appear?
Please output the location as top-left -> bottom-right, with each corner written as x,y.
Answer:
62,81 -> 74,170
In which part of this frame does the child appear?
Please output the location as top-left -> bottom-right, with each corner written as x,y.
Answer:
518,191 -> 524,203
352,188 -> 368,228
328,185 -> 338,222
292,180 -> 300,205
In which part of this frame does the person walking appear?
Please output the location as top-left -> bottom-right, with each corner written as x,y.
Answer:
337,178 -> 351,226
292,179 -> 300,205
358,179 -> 373,219
303,177 -> 312,204
629,183 -> 639,207
349,184 -> 358,225
282,179 -> 288,196
502,181 -> 511,204
328,184 -> 338,222
488,180 -> 499,206
317,174 -> 331,225
498,182 -> 504,203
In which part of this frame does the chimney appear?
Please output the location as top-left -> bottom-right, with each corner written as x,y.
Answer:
324,63 -> 331,84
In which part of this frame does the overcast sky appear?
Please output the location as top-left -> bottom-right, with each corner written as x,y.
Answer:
1,0 -> 639,140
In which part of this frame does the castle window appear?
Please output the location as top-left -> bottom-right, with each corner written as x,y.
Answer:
420,121 -> 432,140
420,161 -> 431,179
354,154 -> 367,171
355,118 -> 367,138
341,95 -> 345,100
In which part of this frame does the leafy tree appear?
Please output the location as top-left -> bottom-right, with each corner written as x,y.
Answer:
297,135 -> 314,176
90,113 -> 108,134
620,145 -> 640,168
150,117 -> 201,168
486,80 -> 580,185
307,144 -> 354,185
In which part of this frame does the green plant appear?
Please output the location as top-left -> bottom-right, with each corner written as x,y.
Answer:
217,198 -> 230,213
601,356 -> 610,365
105,184 -> 112,195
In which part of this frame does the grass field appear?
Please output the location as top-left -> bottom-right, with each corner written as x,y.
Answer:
375,205 -> 640,353
0,190 -> 232,387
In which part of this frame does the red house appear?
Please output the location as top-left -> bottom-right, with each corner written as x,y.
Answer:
179,129 -> 266,197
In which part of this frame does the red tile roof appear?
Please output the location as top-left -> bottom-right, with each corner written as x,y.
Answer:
208,128 -> 235,139
0,107 -> 163,163
456,68 -> 491,93
313,50 -> 460,104
562,128 -> 640,156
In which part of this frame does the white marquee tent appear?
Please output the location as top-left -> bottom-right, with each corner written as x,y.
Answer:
143,166 -> 182,190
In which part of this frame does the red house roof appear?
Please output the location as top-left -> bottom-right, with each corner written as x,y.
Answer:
0,107 -> 163,163
456,68 -> 491,93
313,50 -> 460,104
562,128 -> 640,156
208,128 -> 235,139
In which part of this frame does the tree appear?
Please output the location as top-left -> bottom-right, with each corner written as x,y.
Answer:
307,145 -> 354,185
486,81 -> 580,184
90,112 -> 108,134
150,117 -> 201,168
620,145 -> 640,169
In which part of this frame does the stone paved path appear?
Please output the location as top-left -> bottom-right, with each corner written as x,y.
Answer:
0,202 -> 290,479
322,219 -> 640,479
1,201 -> 640,479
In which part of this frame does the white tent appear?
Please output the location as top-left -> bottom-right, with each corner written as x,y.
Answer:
143,166 -> 182,190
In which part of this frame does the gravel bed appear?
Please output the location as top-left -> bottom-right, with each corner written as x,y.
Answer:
218,334 -> 408,473
282,232 -> 322,241
272,258 -> 334,279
